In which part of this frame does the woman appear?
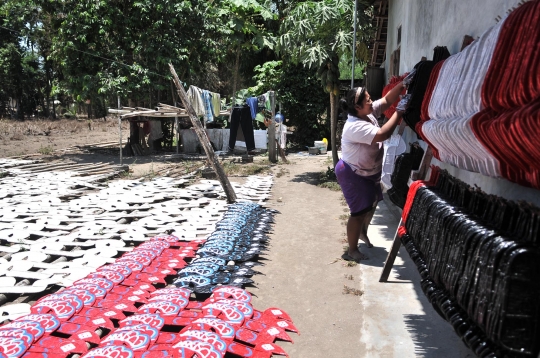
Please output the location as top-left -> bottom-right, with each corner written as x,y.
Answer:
336,84 -> 406,262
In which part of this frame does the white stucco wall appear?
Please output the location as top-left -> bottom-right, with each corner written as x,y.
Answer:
385,0 -> 540,206
387,0 -> 523,75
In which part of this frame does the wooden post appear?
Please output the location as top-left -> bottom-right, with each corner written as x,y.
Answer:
118,95 -> 123,166
268,91 -> 277,163
169,63 -> 237,203
175,114 -> 179,154
379,218 -> 402,282
173,102 -> 180,154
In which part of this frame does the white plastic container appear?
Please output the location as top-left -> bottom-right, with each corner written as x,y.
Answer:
254,130 -> 267,149
314,141 -> 327,154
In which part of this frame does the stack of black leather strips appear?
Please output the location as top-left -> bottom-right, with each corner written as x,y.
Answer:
387,143 -> 424,208
400,170 -> 540,357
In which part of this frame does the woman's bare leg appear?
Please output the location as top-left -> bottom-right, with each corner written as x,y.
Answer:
359,206 -> 376,248
345,214 -> 369,261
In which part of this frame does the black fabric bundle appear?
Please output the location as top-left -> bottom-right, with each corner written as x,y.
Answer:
433,46 -> 451,63
387,143 -> 425,208
402,61 -> 438,135
401,170 -> 540,357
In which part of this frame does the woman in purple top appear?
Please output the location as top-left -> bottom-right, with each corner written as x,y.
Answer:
336,84 -> 406,262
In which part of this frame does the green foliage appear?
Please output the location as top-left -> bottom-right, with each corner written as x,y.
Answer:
43,0 -> 218,102
276,62 -> 328,147
249,60 -> 282,95
318,166 -> 340,191
339,54 -> 366,80
38,145 -> 54,155
277,0 -> 373,69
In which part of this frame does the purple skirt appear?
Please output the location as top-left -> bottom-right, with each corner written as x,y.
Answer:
335,159 -> 383,216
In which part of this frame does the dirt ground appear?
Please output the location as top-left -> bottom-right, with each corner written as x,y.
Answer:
0,117 -> 128,157
0,119 -> 471,357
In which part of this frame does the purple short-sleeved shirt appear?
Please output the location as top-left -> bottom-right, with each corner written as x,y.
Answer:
341,100 -> 384,177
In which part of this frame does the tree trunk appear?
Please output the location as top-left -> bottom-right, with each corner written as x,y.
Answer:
169,63 -> 237,204
232,50 -> 240,103
330,92 -> 339,167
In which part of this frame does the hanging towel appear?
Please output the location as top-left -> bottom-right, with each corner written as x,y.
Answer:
246,97 -> 258,119
202,90 -> 214,123
264,91 -> 272,111
186,85 -> 205,116
211,92 -> 221,117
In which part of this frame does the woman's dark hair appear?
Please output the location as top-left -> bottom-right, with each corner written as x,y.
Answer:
340,87 -> 367,115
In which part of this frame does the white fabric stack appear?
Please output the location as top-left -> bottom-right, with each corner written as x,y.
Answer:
421,18 -> 506,177
381,133 -> 407,190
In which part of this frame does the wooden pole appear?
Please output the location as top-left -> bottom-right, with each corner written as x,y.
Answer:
379,146 -> 433,282
175,114 -> 179,154
118,95 -> 123,166
169,63 -> 237,203
268,91 -> 277,163
379,218 -> 402,282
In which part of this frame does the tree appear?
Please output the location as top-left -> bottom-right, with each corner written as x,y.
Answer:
217,0 -> 276,104
0,0 -> 48,119
41,0 -> 222,110
277,0 -> 373,166
246,60 -> 328,144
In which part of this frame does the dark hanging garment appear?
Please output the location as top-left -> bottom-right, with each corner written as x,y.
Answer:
402,60 -> 437,135
433,46 -> 450,63
228,106 -> 256,151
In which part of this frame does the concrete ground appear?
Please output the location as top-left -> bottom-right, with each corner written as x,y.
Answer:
251,153 -> 474,358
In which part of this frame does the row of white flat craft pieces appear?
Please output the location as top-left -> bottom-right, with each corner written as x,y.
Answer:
0,161 -> 274,295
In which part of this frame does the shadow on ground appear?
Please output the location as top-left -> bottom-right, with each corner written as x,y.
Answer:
290,171 -> 321,186
387,258 -> 474,357
60,152 -> 189,166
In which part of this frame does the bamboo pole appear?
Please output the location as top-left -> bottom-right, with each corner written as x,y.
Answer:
169,63 -> 237,203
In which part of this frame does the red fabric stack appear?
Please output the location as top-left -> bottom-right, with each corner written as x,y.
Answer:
382,73 -> 408,119
471,0 -> 540,188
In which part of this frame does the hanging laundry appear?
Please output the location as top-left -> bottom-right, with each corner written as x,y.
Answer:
201,90 -> 214,123
186,85 -> 205,116
276,123 -> 287,149
211,92 -> 221,117
402,60 -> 437,135
264,91 -> 272,111
246,97 -> 258,120
228,106 -> 256,152
257,94 -> 266,109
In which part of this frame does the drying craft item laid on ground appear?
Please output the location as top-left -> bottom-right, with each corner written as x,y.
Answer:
399,166 -> 540,357
174,201 -> 277,296
0,232 -> 297,358
0,158 -> 295,357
